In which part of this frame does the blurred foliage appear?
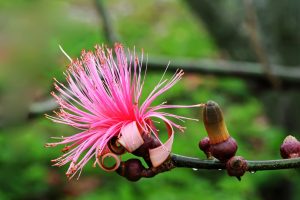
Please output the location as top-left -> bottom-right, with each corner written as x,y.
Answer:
0,0 -> 299,200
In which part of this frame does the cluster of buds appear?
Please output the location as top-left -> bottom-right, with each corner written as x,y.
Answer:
199,101 -> 248,179
200,101 -> 238,162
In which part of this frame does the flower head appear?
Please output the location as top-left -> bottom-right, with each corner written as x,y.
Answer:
46,43 -> 199,179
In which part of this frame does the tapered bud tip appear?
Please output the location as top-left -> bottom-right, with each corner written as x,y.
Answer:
206,100 -> 218,107
210,137 -> 238,162
116,159 -> 145,182
199,137 -> 211,158
202,100 -> 230,144
203,101 -> 223,124
280,135 -> 300,159
226,156 -> 248,179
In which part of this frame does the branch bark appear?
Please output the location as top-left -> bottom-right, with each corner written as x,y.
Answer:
171,154 -> 300,171
124,154 -> 300,181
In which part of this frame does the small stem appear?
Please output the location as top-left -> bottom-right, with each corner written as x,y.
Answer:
141,157 -> 175,178
171,154 -> 300,171
171,154 -> 225,169
247,158 -> 300,171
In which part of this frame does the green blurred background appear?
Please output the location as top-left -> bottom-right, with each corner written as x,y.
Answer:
1,0 -> 300,199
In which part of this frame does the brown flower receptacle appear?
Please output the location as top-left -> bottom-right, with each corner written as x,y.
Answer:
116,157 -> 175,182
132,133 -> 161,167
116,159 -> 145,182
210,137 -> 238,162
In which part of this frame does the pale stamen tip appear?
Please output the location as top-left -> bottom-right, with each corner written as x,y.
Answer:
45,143 -> 57,148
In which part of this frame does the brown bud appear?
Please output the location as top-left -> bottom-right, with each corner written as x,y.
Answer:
199,137 -> 212,158
280,135 -> 300,159
116,159 -> 145,182
210,137 -> 237,162
226,156 -> 248,180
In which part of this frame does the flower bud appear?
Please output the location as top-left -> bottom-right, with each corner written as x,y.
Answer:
116,159 -> 145,182
202,101 -> 237,162
280,135 -> 300,159
226,156 -> 248,180
199,137 -> 212,158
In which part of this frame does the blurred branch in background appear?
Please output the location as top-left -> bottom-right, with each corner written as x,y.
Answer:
94,0 -> 119,45
185,0 -> 257,61
26,0 -> 300,118
244,0 -> 281,89
145,57 -> 300,83
184,0 -> 300,134
29,57 -> 300,117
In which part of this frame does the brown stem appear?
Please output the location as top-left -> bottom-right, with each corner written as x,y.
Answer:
141,156 -> 175,178
118,153 -> 300,182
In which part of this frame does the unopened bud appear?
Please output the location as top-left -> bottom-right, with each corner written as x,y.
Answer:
199,137 -> 212,158
226,156 -> 248,180
203,101 -> 230,144
202,101 -> 237,162
116,159 -> 145,182
210,137 -> 237,162
280,135 -> 300,159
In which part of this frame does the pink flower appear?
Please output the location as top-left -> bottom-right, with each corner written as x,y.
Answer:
46,43 -> 199,179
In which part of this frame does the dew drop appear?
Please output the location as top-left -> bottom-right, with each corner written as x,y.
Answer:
192,168 -> 198,171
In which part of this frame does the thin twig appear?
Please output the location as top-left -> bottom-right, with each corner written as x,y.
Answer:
126,154 -> 300,180
171,154 -> 300,171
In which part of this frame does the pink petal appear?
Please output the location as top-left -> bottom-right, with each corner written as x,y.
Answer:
149,131 -> 174,167
149,120 -> 174,167
118,121 -> 144,152
97,153 -> 121,172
